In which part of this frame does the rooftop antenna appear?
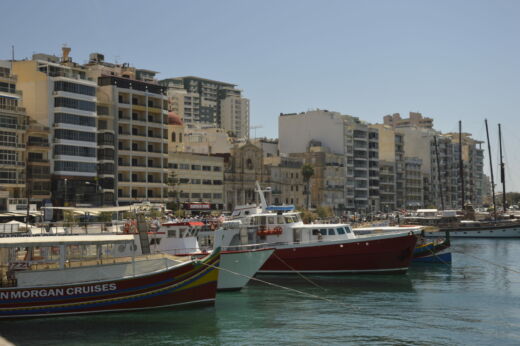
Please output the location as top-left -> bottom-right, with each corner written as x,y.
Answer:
250,125 -> 262,139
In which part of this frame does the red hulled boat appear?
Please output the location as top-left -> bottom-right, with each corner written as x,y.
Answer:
0,235 -> 219,319
219,183 -> 420,274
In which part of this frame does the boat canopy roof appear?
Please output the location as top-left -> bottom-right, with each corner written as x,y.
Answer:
0,235 -> 135,247
266,205 -> 295,212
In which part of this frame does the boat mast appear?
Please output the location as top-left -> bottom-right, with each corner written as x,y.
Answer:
459,121 -> 465,209
484,119 -> 497,220
498,123 -> 506,213
433,135 -> 445,210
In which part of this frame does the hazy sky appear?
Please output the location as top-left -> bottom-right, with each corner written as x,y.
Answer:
2,0 -> 520,191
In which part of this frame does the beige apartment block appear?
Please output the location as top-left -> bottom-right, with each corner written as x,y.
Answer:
168,152 -> 224,212
0,62 -> 28,211
160,76 -> 249,139
290,143 -> 345,211
86,53 -> 169,205
183,126 -> 233,155
384,112 -> 433,129
263,156 -> 304,208
26,119 -> 51,206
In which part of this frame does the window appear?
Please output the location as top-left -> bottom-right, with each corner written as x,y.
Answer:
54,161 -> 97,173
0,115 -> 18,129
55,113 -> 96,127
55,129 -> 95,142
54,81 -> 95,96
202,165 -> 211,171
54,145 -> 96,157
54,97 -> 95,112
191,179 -> 201,184
0,131 -> 17,147
336,227 -> 346,235
213,193 -> 222,199
179,163 -> 189,170
319,229 -> 327,236
0,169 -> 17,183
213,166 -> 221,172
191,165 -> 201,170
171,132 -> 176,142
328,229 -> 335,236
0,150 -> 16,165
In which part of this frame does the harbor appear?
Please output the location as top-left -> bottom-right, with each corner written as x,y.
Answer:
0,238 -> 518,345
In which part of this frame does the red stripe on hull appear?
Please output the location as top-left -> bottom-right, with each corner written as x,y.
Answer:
0,254 -> 220,318
259,234 -> 417,273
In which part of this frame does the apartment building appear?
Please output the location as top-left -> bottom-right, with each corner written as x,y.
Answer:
160,76 -> 249,138
290,142 -> 345,210
383,112 -> 433,129
10,50 -> 99,207
26,119 -> 51,206
404,157 -> 423,208
279,110 -> 379,212
263,156 -> 304,207
86,53 -> 169,206
0,61 -> 28,212
168,152 -> 224,213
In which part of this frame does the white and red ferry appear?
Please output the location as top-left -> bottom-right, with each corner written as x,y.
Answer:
216,183 -> 420,274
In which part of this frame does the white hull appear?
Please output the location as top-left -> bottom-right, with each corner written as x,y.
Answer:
425,227 -> 520,238
217,248 -> 274,290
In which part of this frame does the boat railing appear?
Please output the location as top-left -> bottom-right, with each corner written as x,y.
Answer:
0,252 -> 191,288
222,243 -> 271,252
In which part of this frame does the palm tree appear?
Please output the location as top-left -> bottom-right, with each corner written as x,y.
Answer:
301,163 -> 314,209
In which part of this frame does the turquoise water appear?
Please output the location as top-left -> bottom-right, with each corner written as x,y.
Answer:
2,239 -> 520,345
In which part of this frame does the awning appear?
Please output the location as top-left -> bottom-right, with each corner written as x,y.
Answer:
0,235 -> 135,247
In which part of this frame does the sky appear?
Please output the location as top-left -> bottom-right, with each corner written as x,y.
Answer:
2,0 -> 520,191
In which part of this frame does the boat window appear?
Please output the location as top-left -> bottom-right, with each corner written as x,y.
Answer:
267,216 -> 275,224
277,215 -> 285,224
312,229 -> 320,235
336,227 -> 345,235
260,216 -> 267,225
285,215 -> 295,223
319,229 -> 327,236
150,238 -> 162,245
328,229 -> 335,235
167,230 -> 177,238
344,226 -> 352,234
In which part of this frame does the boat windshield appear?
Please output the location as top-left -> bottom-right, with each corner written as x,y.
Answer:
284,215 -> 300,223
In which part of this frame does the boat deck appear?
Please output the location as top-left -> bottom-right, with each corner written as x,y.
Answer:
0,253 -> 191,288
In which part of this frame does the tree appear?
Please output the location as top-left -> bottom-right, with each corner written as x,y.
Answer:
166,170 -> 179,210
301,163 -> 314,209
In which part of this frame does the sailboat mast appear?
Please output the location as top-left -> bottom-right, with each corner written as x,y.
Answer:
433,135 -> 445,210
459,121 -> 465,209
498,123 -> 506,213
485,119 -> 497,220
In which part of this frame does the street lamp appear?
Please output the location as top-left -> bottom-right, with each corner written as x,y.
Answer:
64,178 -> 68,207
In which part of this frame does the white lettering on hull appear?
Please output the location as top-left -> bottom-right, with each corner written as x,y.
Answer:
0,283 -> 117,300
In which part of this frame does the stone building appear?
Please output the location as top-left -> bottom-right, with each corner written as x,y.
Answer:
223,142 -> 266,211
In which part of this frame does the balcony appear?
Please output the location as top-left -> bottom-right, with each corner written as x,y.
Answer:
28,158 -> 49,163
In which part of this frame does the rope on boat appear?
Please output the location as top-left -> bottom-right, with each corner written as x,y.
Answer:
198,261 -> 354,309
271,252 -> 326,291
424,239 -> 452,268
455,252 -> 520,275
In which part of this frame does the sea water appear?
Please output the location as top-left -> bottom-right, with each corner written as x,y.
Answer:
1,239 -> 520,345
